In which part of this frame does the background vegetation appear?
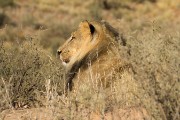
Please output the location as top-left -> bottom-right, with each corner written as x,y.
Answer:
0,0 -> 179,119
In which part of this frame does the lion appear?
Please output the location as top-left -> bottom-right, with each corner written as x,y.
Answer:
56,20 -> 162,119
57,20 -> 131,90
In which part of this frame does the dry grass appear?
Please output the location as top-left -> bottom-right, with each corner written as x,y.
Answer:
0,0 -> 180,120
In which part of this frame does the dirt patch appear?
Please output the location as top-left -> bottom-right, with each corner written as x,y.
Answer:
1,107 -> 150,120
1,108 -> 53,120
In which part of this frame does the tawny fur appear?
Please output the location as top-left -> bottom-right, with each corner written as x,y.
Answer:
57,20 -> 150,119
57,20 -> 130,90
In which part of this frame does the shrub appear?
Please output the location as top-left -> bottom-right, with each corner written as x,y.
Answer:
126,22 -> 180,120
0,39 -> 64,111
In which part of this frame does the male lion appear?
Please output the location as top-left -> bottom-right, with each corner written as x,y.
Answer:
57,20 -> 130,91
57,20 -> 156,119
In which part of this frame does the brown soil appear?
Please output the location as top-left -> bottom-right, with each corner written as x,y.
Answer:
1,107 -> 149,120
1,108 -> 52,120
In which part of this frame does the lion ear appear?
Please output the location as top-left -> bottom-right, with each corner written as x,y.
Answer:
79,21 -> 95,39
89,23 -> 95,35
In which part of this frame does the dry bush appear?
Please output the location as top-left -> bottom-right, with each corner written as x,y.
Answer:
0,38 -> 64,112
0,0 -> 179,119
125,22 -> 180,120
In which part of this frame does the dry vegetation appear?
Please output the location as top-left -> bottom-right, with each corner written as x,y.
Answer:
0,0 -> 180,120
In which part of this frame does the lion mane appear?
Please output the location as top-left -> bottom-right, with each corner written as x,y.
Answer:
57,20 -> 130,91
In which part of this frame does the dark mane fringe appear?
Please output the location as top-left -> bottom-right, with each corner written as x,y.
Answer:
101,20 -> 126,46
65,55 -> 88,91
101,20 -> 119,38
65,49 -> 104,91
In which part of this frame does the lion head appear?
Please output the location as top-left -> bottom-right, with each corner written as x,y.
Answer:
57,20 -> 119,71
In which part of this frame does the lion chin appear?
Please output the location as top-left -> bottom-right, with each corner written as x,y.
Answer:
62,61 -> 67,66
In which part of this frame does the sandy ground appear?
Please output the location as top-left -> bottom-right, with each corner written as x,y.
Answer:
1,107 -> 149,120
1,108 -> 53,120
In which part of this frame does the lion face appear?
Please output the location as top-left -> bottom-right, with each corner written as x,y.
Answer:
57,32 -> 82,66
57,21 -> 102,68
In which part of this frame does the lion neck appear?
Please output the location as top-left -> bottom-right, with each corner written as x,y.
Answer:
65,41 -> 121,90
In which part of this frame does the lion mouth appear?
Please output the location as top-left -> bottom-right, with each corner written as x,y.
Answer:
63,59 -> 70,63
60,56 -> 70,66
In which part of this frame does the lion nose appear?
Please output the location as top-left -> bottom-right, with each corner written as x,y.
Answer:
57,50 -> 62,56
